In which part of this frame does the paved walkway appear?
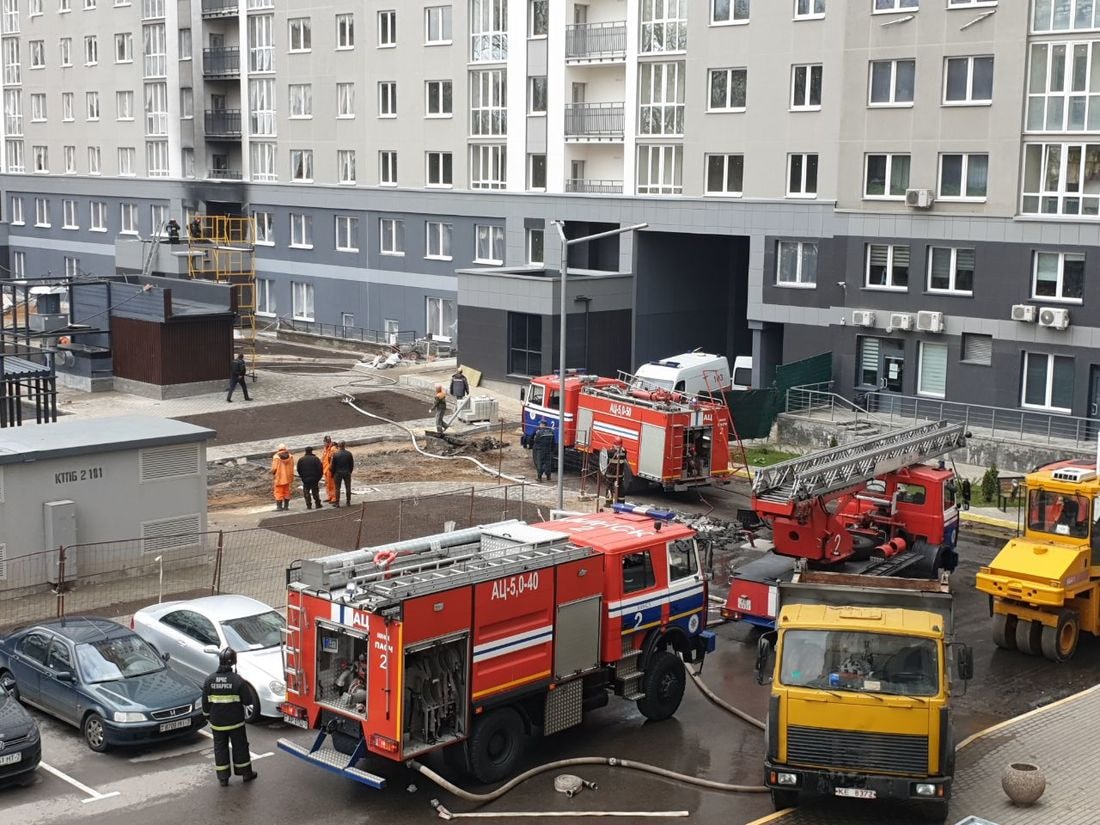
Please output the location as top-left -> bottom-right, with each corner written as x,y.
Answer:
746,683 -> 1100,825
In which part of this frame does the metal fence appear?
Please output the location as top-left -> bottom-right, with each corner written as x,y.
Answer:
0,484 -> 541,631
565,21 -> 627,60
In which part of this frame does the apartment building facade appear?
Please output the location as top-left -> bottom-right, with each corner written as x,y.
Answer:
3,0 -> 1100,421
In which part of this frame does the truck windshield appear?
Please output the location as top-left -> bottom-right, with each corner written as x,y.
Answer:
1028,489 -> 1090,539
780,630 -> 939,697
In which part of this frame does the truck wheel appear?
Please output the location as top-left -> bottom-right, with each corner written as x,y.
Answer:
991,613 -> 1018,650
637,651 -> 686,722
911,540 -> 944,579
468,707 -> 525,784
1014,619 -> 1043,656
921,799 -> 949,823
770,789 -> 798,811
1040,610 -> 1080,662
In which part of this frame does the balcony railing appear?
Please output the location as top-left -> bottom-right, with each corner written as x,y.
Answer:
566,179 -> 623,195
208,168 -> 243,180
201,0 -> 238,17
564,102 -> 624,139
566,21 -> 626,61
204,109 -> 242,138
203,47 -> 240,77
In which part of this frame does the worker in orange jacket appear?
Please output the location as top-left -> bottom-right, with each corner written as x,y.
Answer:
271,444 -> 295,511
321,435 -> 337,505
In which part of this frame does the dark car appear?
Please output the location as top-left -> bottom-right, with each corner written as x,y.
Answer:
0,617 -> 206,752
0,679 -> 40,786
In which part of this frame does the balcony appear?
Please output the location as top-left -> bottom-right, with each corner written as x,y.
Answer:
208,168 -> 243,180
566,179 -> 623,195
201,0 -> 238,18
566,22 -> 626,63
204,109 -> 242,139
203,47 -> 240,78
564,102 -> 624,141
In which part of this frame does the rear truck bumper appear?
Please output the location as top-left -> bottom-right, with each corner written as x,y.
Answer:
105,711 -> 206,746
0,737 -> 40,782
764,759 -> 951,804
277,730 -> 386,789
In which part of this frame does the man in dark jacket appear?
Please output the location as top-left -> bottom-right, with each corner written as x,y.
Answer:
202,648 -> 257,787
330,441 -> 355,506
226,353 -> 250,402
449,368 -> 470,400
532,418 -> 555,482
296,446 -> 324,509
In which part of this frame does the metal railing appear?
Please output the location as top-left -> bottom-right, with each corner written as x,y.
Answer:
205,109 -> 242,137
785,382 -> 884,422
279,317 -> 417,346
564,102 -> 624,138
565,178 -> 623,194
201,0 -> 238,16
565,21 -> 627,60
208,168 -> 243,180
202,47 -> 240,76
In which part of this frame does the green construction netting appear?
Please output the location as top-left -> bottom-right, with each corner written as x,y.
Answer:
727,352 -> 832,440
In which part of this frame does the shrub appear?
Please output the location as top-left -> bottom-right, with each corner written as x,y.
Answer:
980,463 -> 999,504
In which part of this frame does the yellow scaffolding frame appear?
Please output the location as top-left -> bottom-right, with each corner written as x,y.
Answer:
186,215 -> 258,374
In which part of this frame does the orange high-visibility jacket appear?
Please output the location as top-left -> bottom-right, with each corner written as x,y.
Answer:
271,452 -> 295,485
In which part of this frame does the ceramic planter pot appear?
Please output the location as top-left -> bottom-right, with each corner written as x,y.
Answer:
1001,762 -> 1046,806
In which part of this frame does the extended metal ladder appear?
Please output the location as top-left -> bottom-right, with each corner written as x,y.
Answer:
283,587 -> 304,696
752,420 -> 968,504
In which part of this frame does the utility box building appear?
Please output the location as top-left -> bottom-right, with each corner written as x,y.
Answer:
0,415 -> 214,593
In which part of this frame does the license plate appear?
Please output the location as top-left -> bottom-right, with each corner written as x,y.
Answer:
159,719 -> 191,733
835,787 -> 876,800
283,715 -> 308,729
737,596 -> 752,610
0,752 -> 22,766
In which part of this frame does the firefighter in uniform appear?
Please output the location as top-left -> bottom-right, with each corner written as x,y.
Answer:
605,437 -> 628,506
202,648 -> 258,786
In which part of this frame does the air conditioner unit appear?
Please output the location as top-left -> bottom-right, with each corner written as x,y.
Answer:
905,188 -> 935,209
1038,307 -> 1070,330
1052,467 -> 1097,483
1011,304 -> 1037,323
851,310 -> 877,328
28,313 -> 68,333
888,312 -> 913,331
916,310 -> 945,333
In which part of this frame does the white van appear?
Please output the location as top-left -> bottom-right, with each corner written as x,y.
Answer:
731,355 -> 753,391
632,352 -> 731,396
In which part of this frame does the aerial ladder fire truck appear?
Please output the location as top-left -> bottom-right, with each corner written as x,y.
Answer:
277,507 -> 715,788
723,421 -> 969,629
521,370 -> 736,492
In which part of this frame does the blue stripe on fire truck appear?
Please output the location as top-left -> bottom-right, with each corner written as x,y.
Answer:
473,625 -> 554,664
591,421 -> 639,441
609,581 -> 705,634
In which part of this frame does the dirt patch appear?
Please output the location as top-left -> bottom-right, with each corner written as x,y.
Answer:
174,389 -> 432,447
254,339 -> 360,360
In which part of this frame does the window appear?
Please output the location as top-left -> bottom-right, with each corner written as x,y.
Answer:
180,88 -> 193,119
10,251 -> 23,277
865,244 -> 910,290
62,92 -> 73,121
88,146 -> 100,174
30,0 -> 40,14
336,82 -> 355,118
289,84 -> 312,118
179,28 -> 191,60
379,150 -> 397,185
150,205 -> 168,234
6,141 -> 23,173
378,10 -> 396,47
120,202 -> 138,234
529,76 -> 547,114
426,5 -> 452,44
711,0 -> 749,24
705,153 -> 744,195
508,312 -> 542,375
256,278 -> 275,316
427,297 -> 455,340
668,538 -> 699,581
290,149 -> 313,181
378,81 -> 397,117
938,152 -> 988,200
35,197 -> 49,226
708,68 -> 747,112
622,551 -> 656,593
1033,251 -> 1084,302
795,0 -> 825,19
1032,1 -> 1100,33
1022,352 -> 1074,412
115,32 -> 133,62
918,342 -> 948,399
145,83 -> 168,135
471,69 -> 506,135
118,147 -> 135,175
528,153 -> 546,189
944,56 -> 993,104
427,151 -> 454,186
471,0 -> 507,61
865,153 -> 910,198
59,0 -> 70,10
116,90 -> 134,120
527,227 -> 544,265
291,281 -> 314,321
529,0 -> 547,36
426,80 -> 452,116
3,40 -> 20,86
182,147 -> 195,178
3,91 -> 19,135
253,211 -> 273,244
470,144 -> 505,189
89,201 -> 106,231
249,78 -> 276,134
336,13 -> 354,49
32,145 -> 47,173
777,241 -> 817,286
380,218 -> 405,255
84,34 -> 97,65
30,40 -> 44,68
289,213 -> 312,248
1026,42 -> 1100,132
288,18 -> 311,52
146,140 -> 169,177
475,224 -> 505,263
250,143 -> 277,182
334,149 -> 355,184
30,93 -> 45,121
961,333 -> 993,366
335,215 -> 359,251
787,153 -> 818,197
637,144 -> 683,194
87,91 -> 100,120
641,0 -> 687,52
1022,143 -> 1100,215
640,62 -> 685,134
928,247 -> 975,294
869,59 -> 915,105
791,64 -> 823,109
249,15 -> 274,72
143,23 -> 167,77
426,221 -> 453,259
63,199 -> 77,228
59,37 -> 71,66
874,0 -> 918,11
9,196 -> 22,224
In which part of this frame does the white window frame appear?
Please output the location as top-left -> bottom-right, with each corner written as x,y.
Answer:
379,217 -> 405,256
528,153 -> 546,190
470,144 -> 505,189
475,223 -> 505,264
255,278 -> 275,316
425,221 -> 453,260
710,0 -> 749,25
640,0 -> 687,51
10,251 -> 23,277
288,83 -> 312,119
1021,352 -> 1073,413
29,92 -> 45,122
637,144 -> 683,195
32,144 -> 47,173
291,281 -> 314,322
62,198 -> 78,229
786,152 -> 818,198
336,82 -> 355,118
9,196 -> 22,225
526,227 -> 544,265
88,146 -> 101,174
1022,142 -> 1100,216
471,0 -> 508,62
289,212 -> 313,248
528,0 -> 548,37
59,37 -> 72,67
288,17 -> 311,53
118,146 -> 135,176
84,34 -> 97,65
250,142 -> 277,182
120,202 -> 138,234
425,5 -> 452,45
864,153 -> 911,200
427,151 -> 454,187
704,153 -> 744,196
794,0 -> 825,20
707,67 -> 747,113
7,141 -> 25,174
35,197 -> 50,227
949,0 -> 995,6
62,92 -> 73,121
426,296 -> 455,341
776,240 -> 818,287
528,76 -> 547,115
873,0 -> 919,13
379,150 -> 397,186
938,152 -> 988,201
114,31 -> 133,63
337,149 -> 356,184
426,79 -> 452,117
1032,250 -> 1085,303
378,9 -> 396,48
116,89 -> 134,121
943,55 -> 994,106
89,200 -> 106,232
868,58 -> 915,107
336,13 -> 354,49
791,63 -> 823,110
1032,0 -> 1098,33
290,149 -> 313,182
927,246 -> 976,295
335,215 -> 359,252
29,40 -> 45,68
86,91 -> 100,121
253,211 -> 273,245
470,69 -> 507,135
378,81 -> 397,117
917,342 -> 948,399
864,243 -> 910,291
639,62 -> 685,135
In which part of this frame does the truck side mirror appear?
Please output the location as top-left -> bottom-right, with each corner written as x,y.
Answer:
956,645 -> 974,682
754,633 -> 776,685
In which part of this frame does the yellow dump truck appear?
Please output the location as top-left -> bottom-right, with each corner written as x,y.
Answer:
754,568 -> 972,823
976,459 -> 1100,662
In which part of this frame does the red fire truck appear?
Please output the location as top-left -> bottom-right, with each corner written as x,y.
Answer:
277,506 -> 715,787
522,371 -> 735,491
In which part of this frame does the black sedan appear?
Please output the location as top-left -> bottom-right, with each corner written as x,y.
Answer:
0,617 -> 206,752
0,678 -> 39,786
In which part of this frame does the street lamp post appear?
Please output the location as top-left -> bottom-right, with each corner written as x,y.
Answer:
551,221 -> 648,510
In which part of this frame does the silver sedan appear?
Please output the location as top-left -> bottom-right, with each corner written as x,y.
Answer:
131,595 -> 286,722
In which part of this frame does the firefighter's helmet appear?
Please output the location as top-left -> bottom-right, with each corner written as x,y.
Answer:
219,647 -> 237,669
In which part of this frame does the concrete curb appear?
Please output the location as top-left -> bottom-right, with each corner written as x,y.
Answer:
960,510 -> 1017,531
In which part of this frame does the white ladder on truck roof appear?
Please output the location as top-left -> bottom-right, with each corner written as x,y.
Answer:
752,420 -> 967,504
